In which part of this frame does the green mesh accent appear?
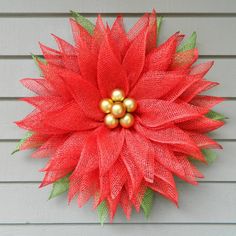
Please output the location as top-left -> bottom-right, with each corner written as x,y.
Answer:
49,175 -> 70,199
178,32 -> 197,52
31,54 -> 46,76
190,149 -> 218,164
97,201 -> 109,225
202,149 -> 217,164
157,16 -> 163,33
71,11 -> 95,35
206,110 -> 226,121
11,131 -> 33,155
157,16 -> 163,45
141,188 -> 154,218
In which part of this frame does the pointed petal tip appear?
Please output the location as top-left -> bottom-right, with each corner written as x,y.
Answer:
39,182 -> 45,188
208,60 -> 214,65
190,180 -> 199,186
39,180 -> 51,188
175,201 -> 179,208
19,97 -> 31,105
97,14 -> 104,23
50,33 -> 59,42
109,216 -> 114,224
198,174 -> 205,179
125,214 -> 131,221
20,78 -> 28,85
151,8 -> 156,14
172,195 -> 179,207
67,194 -> 73,204
14,120 -> 23,128
69,17 -> 76,25
38,41 -> 43,47
39,167 -> 47,172
191,31 -> 197,38
38,42 -> 49,54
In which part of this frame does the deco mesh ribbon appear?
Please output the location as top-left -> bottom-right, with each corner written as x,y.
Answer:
13,11 -> 226,223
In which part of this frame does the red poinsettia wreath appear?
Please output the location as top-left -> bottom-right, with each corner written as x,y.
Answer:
13,11 -> 225,222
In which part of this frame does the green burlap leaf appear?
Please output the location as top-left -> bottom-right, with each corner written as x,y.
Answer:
49,175 -> 70,199
71,11 -> 95,35
206,110 -> 226,121
31,54 -> 46,76
178,32 -> 197,52
141,188 -> 154,218
156,16 -> 163,45
11,131 -> 33,155
157,16 -> 163,34
97,201 -> 109,225
202,149 -> 217,164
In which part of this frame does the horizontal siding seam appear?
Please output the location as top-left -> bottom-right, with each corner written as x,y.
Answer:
0,222 -> 235,225
0,13 -> 236,17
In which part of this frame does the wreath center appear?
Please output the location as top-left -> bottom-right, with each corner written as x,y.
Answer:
99,88 -> 137,129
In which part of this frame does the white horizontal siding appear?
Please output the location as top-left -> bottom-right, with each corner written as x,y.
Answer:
0,17 -> 236,55
0,183 -> 235,223
0,225 -> 235,236
0,0 -> 235,14
1,58 -> 235,98
0,0 -> 235,235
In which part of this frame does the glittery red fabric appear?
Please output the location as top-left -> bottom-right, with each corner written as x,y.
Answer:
16,11 -> 224,220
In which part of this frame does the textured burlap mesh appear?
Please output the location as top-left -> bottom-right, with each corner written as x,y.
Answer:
15,11 -> 224,220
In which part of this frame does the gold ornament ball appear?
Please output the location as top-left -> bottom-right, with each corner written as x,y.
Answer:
111,89 -> 125,102
123,98 -> 137,112
120,113 -> 135,128
111,102 -> 126,118
104,114 -> 119,129
99,98 -> 113,113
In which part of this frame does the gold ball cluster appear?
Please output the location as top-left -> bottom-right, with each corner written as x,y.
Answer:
99,89 -> 137,129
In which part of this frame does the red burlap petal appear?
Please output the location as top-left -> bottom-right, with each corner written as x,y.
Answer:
178,116 -> 224,133
127,13 -> 149,41
110,16 -> 129,60
71,131 -> 99,177
122,27 -> 147,88
70,18 -> 93,48
125,129 -> 154,183
21,78 -> 56,96
171,48 -> 198,71
97,126 -> 125,175
15,12 -> 225,221
130,71 -> 186,100
31,135 -> 67,158
59,69 -> 103,120
97,36 -> 129,97
44,102 -> 100,131
21,96 -> 66,111
144,33 -> 179,72
191,95 -> 224,109
137,99 -> 208,127
147,177 -> 178,205
135,122 -> 205,161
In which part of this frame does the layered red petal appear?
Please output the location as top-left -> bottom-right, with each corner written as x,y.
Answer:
15,12 -> 225,220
